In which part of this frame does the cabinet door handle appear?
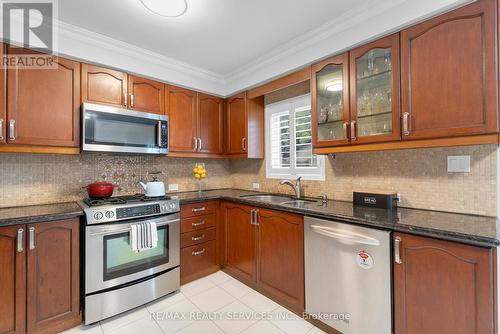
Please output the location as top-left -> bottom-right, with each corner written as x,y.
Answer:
394,236 -> 402,264
193,137 -> 198,151
192,248 -> 206,256
17,228 -> 24,253
403,112 -> 410,136
0,118 -> 4,140
130,94 -> 134,109
198,138 -> 202,151
123,92 -> 127,107
29,227 -> 35,250
9,120 -> 15,141
350,121 -> 356,141
191,234 -> 206,241
343,122 -> 348,140
242,138 -> 247,151
251,209 -> 259,225
191,220 -> 205,227
191,207 -> 205,212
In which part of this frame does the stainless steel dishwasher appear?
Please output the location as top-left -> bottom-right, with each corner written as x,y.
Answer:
304,216 -> 392,334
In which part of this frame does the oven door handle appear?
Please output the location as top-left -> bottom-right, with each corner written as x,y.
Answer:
88,218 -> 179,236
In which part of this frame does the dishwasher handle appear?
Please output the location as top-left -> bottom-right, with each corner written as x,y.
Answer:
310,225 -> 381,246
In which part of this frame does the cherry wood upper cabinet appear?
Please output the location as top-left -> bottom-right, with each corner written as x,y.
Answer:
311,53 -> 350,148
7,56 -> 80,147
26,219 -> 80,334
81,64 -> 127,108
128,75 -> 165,115
198,93 -> 223,154
256,209 -> 304,312
350,33 -> 401,144
222,202 -> 257,282
166,85 -> 198,153
400,0 -> 497,140
0,225 -> 26,334
394,233 -> 495,334
0,43 -> 5,145
225,93 -> 247,154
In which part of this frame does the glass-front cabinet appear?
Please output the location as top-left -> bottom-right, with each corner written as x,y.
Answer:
349,34 -> 401,144
311,53 -> 350,147
311,34 -> 401,149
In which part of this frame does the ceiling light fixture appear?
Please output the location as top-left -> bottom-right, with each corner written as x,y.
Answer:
139,0 -> 188,18
325,80 -> 343,92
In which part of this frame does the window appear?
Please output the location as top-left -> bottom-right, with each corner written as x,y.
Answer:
266,94 -> 325,180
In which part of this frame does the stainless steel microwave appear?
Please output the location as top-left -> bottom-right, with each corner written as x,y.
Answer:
82,103 -> 168,155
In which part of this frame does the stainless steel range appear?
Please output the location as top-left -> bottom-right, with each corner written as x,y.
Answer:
79,194 -> 180,325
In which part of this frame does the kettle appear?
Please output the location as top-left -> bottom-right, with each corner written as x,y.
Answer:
139,173 -> 166,197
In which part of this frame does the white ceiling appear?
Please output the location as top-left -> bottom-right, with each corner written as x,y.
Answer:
53,0 -> 471,96
59,0 -> 363,75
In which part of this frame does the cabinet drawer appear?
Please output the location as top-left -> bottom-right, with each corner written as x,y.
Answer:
181,228 -> 216,248
180,240 -> 218,284
181,201 -> 217,218
181,214 -> 215,233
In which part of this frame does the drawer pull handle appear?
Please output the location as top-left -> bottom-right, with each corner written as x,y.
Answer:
191,221 -> 205,227
192,207 -> 206,212
192,248 -> 206,256
191,234 -> 206,241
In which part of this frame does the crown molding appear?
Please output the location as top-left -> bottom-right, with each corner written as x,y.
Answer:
55,20 -> 227,95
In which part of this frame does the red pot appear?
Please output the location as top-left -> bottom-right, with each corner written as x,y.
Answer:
84,181 -> 118,198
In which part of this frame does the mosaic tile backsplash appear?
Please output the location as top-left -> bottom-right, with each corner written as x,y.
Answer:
0,154 -> 231,208
0,145 -> 497,216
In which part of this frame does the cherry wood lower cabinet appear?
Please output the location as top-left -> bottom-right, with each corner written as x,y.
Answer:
256,208 -> 304,312
222,203 -> 257,282
394,233 -> 495,334
222,202 -> 305,312
180,201 -> 221,284
0,225 -> 26,334
0,219 -> 81,334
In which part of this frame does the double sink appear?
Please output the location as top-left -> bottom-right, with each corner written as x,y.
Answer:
239,194 -> 319,208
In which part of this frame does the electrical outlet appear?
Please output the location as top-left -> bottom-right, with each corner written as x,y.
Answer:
252,183 -> 260,190
447,155 -> 471,173
168,184 -> 179,191
396,193 -> 401,202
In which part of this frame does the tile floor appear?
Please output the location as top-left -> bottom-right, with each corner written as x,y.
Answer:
62,271 -> 325,334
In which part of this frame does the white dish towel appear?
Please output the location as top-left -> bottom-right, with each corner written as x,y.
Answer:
130,222 -> 158,252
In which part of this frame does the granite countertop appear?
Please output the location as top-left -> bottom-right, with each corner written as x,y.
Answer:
1,188 -> 498,247
172,188 -> 500,247
0,202 -> 84,227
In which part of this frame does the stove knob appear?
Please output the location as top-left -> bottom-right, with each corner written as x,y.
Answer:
105,211 -> 114,219
94,211 -> 104,220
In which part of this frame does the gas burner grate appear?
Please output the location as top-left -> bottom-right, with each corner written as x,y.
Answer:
83,194 -> 171,206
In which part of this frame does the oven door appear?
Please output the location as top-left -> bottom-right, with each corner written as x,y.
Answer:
85,214 -> 179,294
82,102 -> 168,155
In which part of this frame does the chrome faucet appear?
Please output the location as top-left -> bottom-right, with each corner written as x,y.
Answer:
280,177 -> 302,199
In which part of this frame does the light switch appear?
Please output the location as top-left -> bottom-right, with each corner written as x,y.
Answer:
168,184 -> 179,191
447,155 -> 470,173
